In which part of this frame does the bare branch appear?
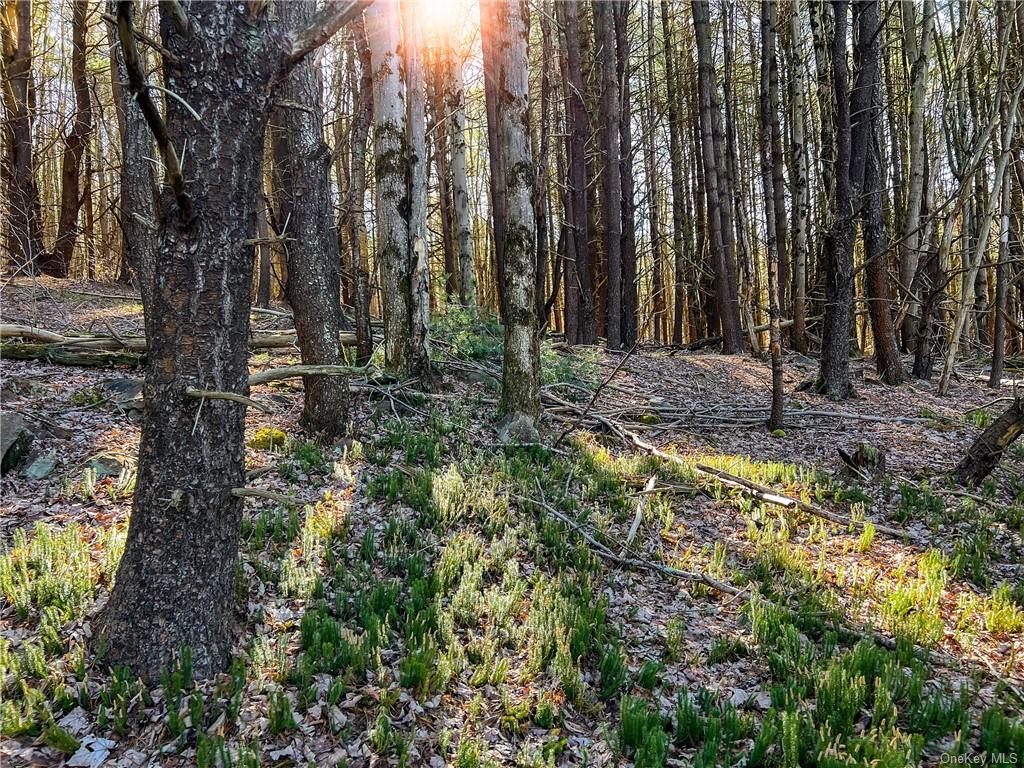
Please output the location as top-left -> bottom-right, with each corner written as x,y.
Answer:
283,0 -> 373,70
158,0 -> 189,35
115,1 -> 193,219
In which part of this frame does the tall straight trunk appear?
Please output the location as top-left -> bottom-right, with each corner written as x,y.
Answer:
485,0 -> 540,421
429,48 -> 457,300
760,0 -> 784,430
785,0 -> 810,353
271,0 -> 348,438
817,0 -> 856,399
367,0 -> 414,376
348,19 -> 374,364
481,0 -> 507,318
644,1 -> 665,344
615,0 -> 637,347
534,0 -> 553,329
595,0 -> 622,349
851,0 -> 904,384
661,0 -> 687,345
558,0 -> 594,344
899,0 -> 935,349
692,0 -> 742,353
101,0 -> 366,680
107,0 -> 156,298
43,0 -> 92,277
1,0 -> 45,273
403,1 -> 431,382
444,43 -> 477,309
256,202 -> 272,308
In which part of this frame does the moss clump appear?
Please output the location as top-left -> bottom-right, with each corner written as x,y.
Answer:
249,427 -> 287,450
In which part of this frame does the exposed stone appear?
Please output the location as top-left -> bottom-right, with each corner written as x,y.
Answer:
496,412 -> 541,446
25,452 -> 58,480
1,413 -> 34,474
86,454 -> 126,479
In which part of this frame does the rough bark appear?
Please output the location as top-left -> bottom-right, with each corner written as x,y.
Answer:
558,0 -> 594,344
481,0 -> 507,318
107,0 -> 157,301
851,0 -> 904,384
661,0 -> 687,346
784,0 -> 810,353
100,0 -> 366,681
692,0 -> 742,354
954,398 -> 1024,486
271,0 -> 348,438
1,0 -> 46,273
644,1 -> 665,344
43,0 -> 92,277
615,0 -> 637,348
444,43 -> 477,309
366,0 -> 413,376
595,1 -> 622,349
402,0 -> 431,383
816,0 -> 855,400
759,0 -> 784,430
347,18 -> 374,364
486,0 -> 540,422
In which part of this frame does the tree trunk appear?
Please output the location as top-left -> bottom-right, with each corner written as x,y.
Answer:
100,0 -> 366,681
1,0 -> 46,273
42,0 -> 92,277
348,18 -> 374,365
595,1 -> 622,349
366,0 -> 413,376
954,398 -> 1024,485
661,1 -> 687,346
558,0 -> 594,345
534,0 -> 553,329
785,0 -> 810,353
107,0 -> 157,299
271,0 -> 348,439
486,0 -> 540,422
644,2 -> 665,344
403,1 -> 431,383
898,0 -> 935,350
481,0 -> 507,318
692,0 -> 742,354
851,0 -> 904,384
430,53 -> 457,301
615,0 -> 637,348
444,43 -> 477,309
760,0 -> 784,430
816,0 -> 855,400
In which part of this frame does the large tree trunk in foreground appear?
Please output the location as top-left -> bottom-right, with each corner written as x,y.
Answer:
1,0 -> 46,274
100,0 -> 365,680
954,398 -> 1024,485
42,0 -> 92,277
486,0 -> 540,422
272,0 -> 348,438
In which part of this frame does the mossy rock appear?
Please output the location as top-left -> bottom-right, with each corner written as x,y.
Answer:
249,427 -> 287,450
638,412 -> 662,425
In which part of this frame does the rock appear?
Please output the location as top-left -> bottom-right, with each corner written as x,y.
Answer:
97,377 -> 144,412
0,376 -> 53,399
67,736 -> 116,768
25,452 -> 57,480
86,455 -> 126,480
496,412 -> 541,445
0,413 -> 34,474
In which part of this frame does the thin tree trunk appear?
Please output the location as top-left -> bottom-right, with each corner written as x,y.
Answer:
348,18 -> 374,365
644,1 -> 665,344
43,0 -> 92,277
1,0 -> 46,273
445,43 -> 477,309
692,0 -> 742,353
760,0 -> 784,430
661,1 -> 687,346
486,0 -> 540,422
481,0 -> 507,318
615,0 -> 637,348
785,0 -> 810,353
595,0 -> 622,349
271,0 -> 348,438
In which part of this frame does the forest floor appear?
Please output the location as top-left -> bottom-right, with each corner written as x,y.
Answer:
1,279 -> 1023,767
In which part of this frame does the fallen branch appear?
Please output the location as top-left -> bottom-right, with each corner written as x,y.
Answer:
520,494 -> 744,597
0,325 -> 68,344
185,388 -> 271,413
231,488 -> 299,506
248,363 -> 363,386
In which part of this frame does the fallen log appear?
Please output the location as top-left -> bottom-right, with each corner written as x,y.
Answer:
0,342 -> 146,367
954,397 -> 1024,485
